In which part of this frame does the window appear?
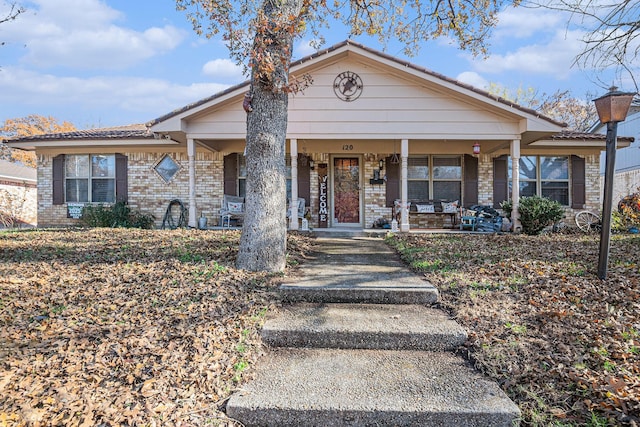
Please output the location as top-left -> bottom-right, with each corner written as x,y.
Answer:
508,156 -> 569,205
407,156 -> 462,200
238,155 -> 247,197
237,154 -> 293,199
154,155 -> 180,183
65,154 -> 115,203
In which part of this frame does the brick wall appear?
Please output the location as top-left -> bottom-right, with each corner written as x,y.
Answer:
37,152 -> 223,228
0,182 -> 37,227
363,157 -> 393,228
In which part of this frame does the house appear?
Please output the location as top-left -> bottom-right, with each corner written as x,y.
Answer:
594,100 -> 640,203
7,41 -> 634,231
0,159 -> 37,227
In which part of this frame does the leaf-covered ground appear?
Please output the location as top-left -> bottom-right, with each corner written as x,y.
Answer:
389,233 -> 640,426
0,228 -> 312,426
2,229 -> 639,426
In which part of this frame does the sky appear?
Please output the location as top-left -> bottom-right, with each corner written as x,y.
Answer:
0,0 -> 635,130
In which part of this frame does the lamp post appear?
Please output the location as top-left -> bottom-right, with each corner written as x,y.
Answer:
593,87 -> 636,279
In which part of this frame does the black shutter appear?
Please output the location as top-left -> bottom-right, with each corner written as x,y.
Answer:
463,154 -> 478,208
298,156 -> 311,206
115,153 -> 128,203
224,153 -> 238,196
385,156 -> 400,207
493,155 -> 508,208
52,154 -> 65,205
571,155 -> 586,209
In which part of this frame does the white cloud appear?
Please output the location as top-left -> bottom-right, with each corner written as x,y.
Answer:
202,58 -> 244,80
2,0 -> 186,69
294,40 -> 318,59
472,29 -> 585,79
456,71 -> 489,90
493,6 -> 564,39
0,66 -> 230,124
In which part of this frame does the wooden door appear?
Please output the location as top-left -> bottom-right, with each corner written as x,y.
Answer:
333,158 -> 360,225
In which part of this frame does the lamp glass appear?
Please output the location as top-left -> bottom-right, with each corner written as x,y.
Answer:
593,90 -> 635,123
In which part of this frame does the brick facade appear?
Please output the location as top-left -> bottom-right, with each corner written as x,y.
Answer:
0,181 -> 37,227
37,152 -> 224,228
35,151 -> 604,230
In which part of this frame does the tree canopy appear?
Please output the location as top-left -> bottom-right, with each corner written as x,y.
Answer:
487,84 -> 597,131
1,115 -> 76,168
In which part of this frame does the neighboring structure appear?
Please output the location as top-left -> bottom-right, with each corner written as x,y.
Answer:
7,41 -> 634,230
594,101 -> 640,203
0,159 -> 37,227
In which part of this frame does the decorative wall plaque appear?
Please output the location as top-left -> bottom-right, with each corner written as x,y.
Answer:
333,71 -> 363,102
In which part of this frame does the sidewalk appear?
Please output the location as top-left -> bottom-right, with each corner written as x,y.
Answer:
226,236 -> 521,426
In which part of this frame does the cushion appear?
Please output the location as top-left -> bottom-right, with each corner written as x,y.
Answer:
394,200 -> 410,210
416,204 -> 435,213
441,200 -> 459,213
228,202 -> 244,213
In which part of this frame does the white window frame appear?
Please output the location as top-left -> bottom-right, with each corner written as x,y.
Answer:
509,155 -> 570,206
65,154 -> 116,203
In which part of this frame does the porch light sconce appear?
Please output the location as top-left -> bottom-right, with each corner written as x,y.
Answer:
309,159 -> 315,170
473,142 -> 481,155
379,159 -> 384,171
593,86 -> 636,280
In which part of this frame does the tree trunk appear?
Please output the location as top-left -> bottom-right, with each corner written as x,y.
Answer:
236,0 -> 302,272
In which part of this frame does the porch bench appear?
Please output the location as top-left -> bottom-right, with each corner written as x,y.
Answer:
394,200 -> 459,228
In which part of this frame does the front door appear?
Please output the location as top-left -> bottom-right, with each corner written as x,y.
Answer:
333,157 -> 361,226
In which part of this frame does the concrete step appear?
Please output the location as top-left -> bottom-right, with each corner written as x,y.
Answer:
226,348 -> 521,426
280,237 -> 439,304
262,303 -> 467,351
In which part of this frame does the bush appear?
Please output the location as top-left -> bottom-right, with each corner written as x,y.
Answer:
617,192 -> 640,230
81,202 -> 155,229
500,196 -> 564,235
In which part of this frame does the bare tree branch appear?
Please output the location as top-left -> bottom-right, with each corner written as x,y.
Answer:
526,0 -> 640,90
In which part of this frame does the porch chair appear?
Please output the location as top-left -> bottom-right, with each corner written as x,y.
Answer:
287,198 -> 306,220
219,194 -> 245,226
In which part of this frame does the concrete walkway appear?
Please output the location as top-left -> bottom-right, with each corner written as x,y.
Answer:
226,237 -> 520,426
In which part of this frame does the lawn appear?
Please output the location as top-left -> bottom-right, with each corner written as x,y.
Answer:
0,228 -> 310,426
389,232 -> 639,426
1,229 -> 638,426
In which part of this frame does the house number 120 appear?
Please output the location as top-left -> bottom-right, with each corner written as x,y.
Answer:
342,144 -> 354,151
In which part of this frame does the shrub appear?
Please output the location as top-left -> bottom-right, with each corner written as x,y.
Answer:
518,196 -> 564,235
617,192 -> 640,230
500,196 -> 564,235
81,202 -> 155,229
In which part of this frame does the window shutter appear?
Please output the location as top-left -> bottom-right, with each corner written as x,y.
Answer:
493,155 -> 508,208
115,154 -> 128,203
298,157 -> 311,206
571,155 -> 586,209
385,156 -> 400,207
224,153 -> 238,196
463,154 -> 478,208
52,154 -> 65,205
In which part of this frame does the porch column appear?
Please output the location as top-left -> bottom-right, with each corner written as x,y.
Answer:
400,138 -> 410,232
510,139 -> 521,232
187,137 -> 197,228
290,139 -> 299,230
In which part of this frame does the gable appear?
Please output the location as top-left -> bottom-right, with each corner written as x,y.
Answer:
151,41 -> 564,144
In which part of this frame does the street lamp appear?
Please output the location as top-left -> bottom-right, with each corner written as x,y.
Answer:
593,86 -> 636,279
